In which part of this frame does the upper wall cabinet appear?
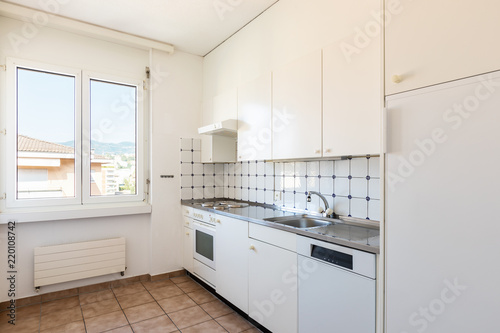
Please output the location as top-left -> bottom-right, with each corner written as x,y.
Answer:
322,0 -> 381,157
272,50 -> 322,160
237,73 -> 272,161
386,0 -> 500,95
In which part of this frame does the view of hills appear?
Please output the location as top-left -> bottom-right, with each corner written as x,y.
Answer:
58,140 -> 135,155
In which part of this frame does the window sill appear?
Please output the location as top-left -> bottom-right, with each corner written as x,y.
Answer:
0,202 -> 152,223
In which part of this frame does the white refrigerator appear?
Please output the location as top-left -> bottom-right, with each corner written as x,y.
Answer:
385,71 -> 500,332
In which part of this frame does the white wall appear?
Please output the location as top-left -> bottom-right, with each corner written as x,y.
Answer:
0,16 -> 203,301
202,0 -> 377,125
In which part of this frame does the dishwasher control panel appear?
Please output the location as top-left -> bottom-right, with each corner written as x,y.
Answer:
311,245 -> 353,270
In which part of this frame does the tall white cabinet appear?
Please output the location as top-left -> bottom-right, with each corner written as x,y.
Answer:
385,0 -> 500,94
272,50 -> 322,160
237,73 -> 272,161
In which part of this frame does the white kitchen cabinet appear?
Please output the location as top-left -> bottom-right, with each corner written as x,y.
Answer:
215,215 -> 249,313
201,135 -> 236,163
385,0 -> 500,95
248,238 -> 297,333
272,50 -> 322,160
322,0 -> 381,157
183,225 -> 193,273
213,88 -> 237,122
237,73 -> 272,161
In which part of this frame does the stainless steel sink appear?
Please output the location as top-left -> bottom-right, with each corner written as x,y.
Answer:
264,215 -> 333,229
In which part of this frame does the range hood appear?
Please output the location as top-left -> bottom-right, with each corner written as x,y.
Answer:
198,119 -> 237,137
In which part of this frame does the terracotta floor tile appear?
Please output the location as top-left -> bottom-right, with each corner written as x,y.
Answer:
15,296 -> 41,307
40,306 -> 82,330
85,310 -> 128,333
79,289 -> 114,305
123,302 -> 164,323
78,282 -> 111,294
141,279 -> 174,291
131,314 -> 178,333
41,288 -> 79,302
170,276 -> 193,285
216,313 -> 253,333
187,289 -> 216,305
176,281 -> 203,293
117,290 -> 154,309
181,319 -> 227,333
41,296 -> 79,314
200,300 -> 234,318
0,315 -> 40,333
168,305 -> 211,329
149,284 -> 184,300
157,294 -> 197,313
81,298 -> 121,319
15,303 -> 41,319
104,325 -> 134,332
112,282 -> 146,297
40,319 -> 85,333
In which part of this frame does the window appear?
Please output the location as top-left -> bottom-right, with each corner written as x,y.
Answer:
6,58 -> 145,208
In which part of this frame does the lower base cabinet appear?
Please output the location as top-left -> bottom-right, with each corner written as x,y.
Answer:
216,216 -> 249,313
183,226 -> 193,272
248,239 -> 298,333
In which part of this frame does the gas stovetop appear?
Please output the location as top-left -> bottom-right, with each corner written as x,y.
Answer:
196,201 -> 249,210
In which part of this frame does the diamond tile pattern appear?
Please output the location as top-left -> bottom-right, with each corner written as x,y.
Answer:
180,138 -> 381,220
0,276 -> 259,333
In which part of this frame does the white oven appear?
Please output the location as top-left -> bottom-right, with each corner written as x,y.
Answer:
192,219 -> 216,270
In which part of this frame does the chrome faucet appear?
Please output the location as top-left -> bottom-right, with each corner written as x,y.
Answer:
307,191 -> 334,218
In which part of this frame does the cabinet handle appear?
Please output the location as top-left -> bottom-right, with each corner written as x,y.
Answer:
185,221 -> 189,225
324,148 -> 331,153
185,210 -> 189,214
249,245 -> 255,251
186,232 -> 189,235
315,149 -> 321,154
216,219 -> 221,223
392,74 -> 402,83
238,156 -> 242,159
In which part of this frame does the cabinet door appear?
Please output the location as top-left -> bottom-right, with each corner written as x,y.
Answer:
386,0 -> 500,95
238,73 -> 272,161
183,226 -> 193,273
322,0 -> 381,157
272,50 -> 322,159
213,88 -> 237,122
248,239 -> 297,333
216,216 -> 249,313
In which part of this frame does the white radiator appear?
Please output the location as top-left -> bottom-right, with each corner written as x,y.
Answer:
34,237 -> 126,288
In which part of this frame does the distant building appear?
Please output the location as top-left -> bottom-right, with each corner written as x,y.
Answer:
17,135 -> 112,198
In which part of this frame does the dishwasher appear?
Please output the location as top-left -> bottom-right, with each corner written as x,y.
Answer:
297,235 -> 376,333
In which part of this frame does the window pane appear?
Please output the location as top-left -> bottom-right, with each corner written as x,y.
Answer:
16,68 -> 75,199
90,80 -> 137,196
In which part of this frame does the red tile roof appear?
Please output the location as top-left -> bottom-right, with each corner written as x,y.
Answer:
18,135 -> 74,154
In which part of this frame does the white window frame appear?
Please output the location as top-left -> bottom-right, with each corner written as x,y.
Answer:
6,58 -> 146,209
6,58 -> 82,208
82,71 -> 144,204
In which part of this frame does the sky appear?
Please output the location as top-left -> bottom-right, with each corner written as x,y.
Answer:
17,68 -> 137,145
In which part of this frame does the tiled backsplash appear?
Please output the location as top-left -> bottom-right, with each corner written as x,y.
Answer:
180,138 -> 380,221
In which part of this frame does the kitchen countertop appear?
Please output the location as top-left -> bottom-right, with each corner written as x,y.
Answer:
181,200 -> 380,254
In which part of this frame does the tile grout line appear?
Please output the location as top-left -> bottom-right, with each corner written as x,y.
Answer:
111,285 -> 136,333
140,279 -> 183,332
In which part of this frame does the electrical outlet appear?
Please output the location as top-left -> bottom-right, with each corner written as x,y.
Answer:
274,191 -> 281,202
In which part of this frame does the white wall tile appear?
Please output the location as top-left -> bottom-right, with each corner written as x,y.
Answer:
351,157 -> 368,178
295,193 -> 307,210
275,162 -> 284,176
204,186 -> 215,198
335,178 -> 350,196
215,164 -> 224,174
193,176 -> 204,187
249,189 -> 257,202
234,187 -> 242,200
224,185 -> 229,198
180,151 -> 192,163
369,157 -> 380,178
180,138 -> 192,150
275,176 -> 284,192
257,161 -> 265,175
204,176 -> 215,187
215,175 -> 224,187
306,177 -> 319,193
319,177 -> 333,195
351,198 -> 368,219
235,162 -> 242,175
265,175 -> 274,190
307,161 -> 320,177
283,191 -> 294,207
215,187 -> 224,197
241,188 -> 249,201
320,160 -> 334,177
257,176 -> 265,189
284,162 -> 294,176
242,175 -> 249,188
249,161 -> 257,175
192,151 -> 201,163
235,176 -> 242,188
283,176 -> 295,191
242,161 -> 249,175
368,178 -> 380,200
193,187 -> 204,199
249,176 -> 257,189
192,139 -> 201,151
334,197 -> 349,216
181,162 -> 192,175
181,175 -> 192,188
228,186 -> 235,199
335,159 -> 350,177
193,163 -> 204,174
265,162 -> 274,176
295,162 -> 307,177
257,189 -> 265,203
181,188 -> 192,200
351,178 -> 368,198
368,199 -> 380,221
204,164 -> 214,175
265,190 -> 274,205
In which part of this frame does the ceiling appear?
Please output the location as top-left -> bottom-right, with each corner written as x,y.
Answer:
4,0 -> 279,56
